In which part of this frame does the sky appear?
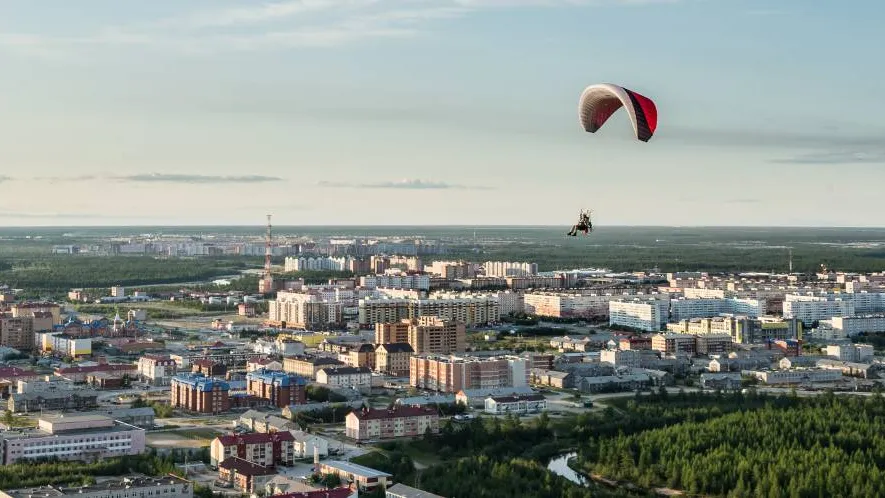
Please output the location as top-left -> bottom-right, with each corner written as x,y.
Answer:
1,0 -> 884,227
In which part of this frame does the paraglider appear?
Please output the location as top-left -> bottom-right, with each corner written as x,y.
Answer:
567,209 -> 593,237
578,83 -> 658,142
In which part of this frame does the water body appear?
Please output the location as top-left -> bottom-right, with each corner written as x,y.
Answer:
547,452 -> 588,486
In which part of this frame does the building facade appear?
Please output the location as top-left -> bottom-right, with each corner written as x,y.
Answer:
345,407 -> 440,442
170,373 -> 230,414
246,369 -> 307,408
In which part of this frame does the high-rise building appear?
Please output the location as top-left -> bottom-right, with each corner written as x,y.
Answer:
408,316 -> 466,355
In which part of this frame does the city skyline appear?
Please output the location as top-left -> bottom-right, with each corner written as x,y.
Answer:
1,0 -> 884,227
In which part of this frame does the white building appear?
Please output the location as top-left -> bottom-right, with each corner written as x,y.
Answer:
484,394 -> 547,415
0,414 -> 145,464
782,294 -> 855,322
609,298 -> 669,332
747,369 -> 842,385
825,344 -> 875,363
284,256 -> 351,272
600,349 -> 641,368
482,261 -> 538,277
315,366 -> 373,389
360,274 -> 430,291
0,475 -> 192,498
827,315 -> 885,336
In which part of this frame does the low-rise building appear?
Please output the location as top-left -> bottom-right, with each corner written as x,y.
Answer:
218,457 -> 276,493
0,414 -> 145,464
454,386 -> 536,408
529,369 -> 574,389
484,394 -> 547,415
0,475 -> 192,498
283,356 -> 345,380
8,389 -> 99,413
138,354 -> 178,386
374,343 -> 414,377
170,373 -> 230,414
600,349 -> 641,368
316,460 -> 392,492
210,431 -> 296,467
316,366 -> 373,389
746,369 -> 842,385
246,369 -> 308,408
694,334 -> 733,355
345,406 -> 439,441
385,483 -> 445,498
651,333 -> 696,355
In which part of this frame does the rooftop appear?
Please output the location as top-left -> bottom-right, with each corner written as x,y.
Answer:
219,457 -> 276,476
348,406 -> 437,421
247,369 -> 307,387
217,431 -> 295,446
385,483 -> 446,498
172,372 -> 230,391
1,475 -> 190,498
319,460 -> 392,479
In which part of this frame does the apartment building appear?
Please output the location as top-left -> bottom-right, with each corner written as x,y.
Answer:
341,344 -> 376,370
482,261 -> 538,277
826,344 -> 875,362
0,414 -> 145,464
600,349 -> 641,368
609,298 -> 669,332
360,274 -> 430,291
408,316 -> 466,354
246,369 -> 307,408
170,373 -> 230,414
9,389 -> 99,413
827,315 -> 885,336
651,333 -> 696,355
137,354 -> 177,386
0,315 -> 41,350
268,291 -> 344,329
282,355 -> 345,380
345,406 -> 440,442
694,334 -> 733,355
358,295 -> 498,327
375,321 -> 410,344
0,475 -> 193,498
666,315 -> 801,344
374,343 -> 415,377
410,354 -> 528,393
782,294 -> 855,323
210,431 -> 296,467
316,366 -> 373,389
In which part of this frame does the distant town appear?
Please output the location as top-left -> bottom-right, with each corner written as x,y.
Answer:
3,223 -> 885,498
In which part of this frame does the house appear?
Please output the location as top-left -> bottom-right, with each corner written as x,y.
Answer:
484,394 -> 547,415
345,406 -> 439,441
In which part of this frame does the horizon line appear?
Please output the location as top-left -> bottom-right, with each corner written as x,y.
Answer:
2,224 -> 885,230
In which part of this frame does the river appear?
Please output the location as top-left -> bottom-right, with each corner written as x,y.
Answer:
547,452 -> 588,486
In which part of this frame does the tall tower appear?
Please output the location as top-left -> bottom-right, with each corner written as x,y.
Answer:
259,214 -> 274,293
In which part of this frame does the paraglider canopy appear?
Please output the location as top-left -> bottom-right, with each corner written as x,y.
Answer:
578,83 -> 658,142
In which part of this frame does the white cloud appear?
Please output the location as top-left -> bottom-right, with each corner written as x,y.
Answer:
0,0 -> 692,54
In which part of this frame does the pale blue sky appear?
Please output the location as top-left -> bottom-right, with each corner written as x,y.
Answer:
0,0 -> 883,226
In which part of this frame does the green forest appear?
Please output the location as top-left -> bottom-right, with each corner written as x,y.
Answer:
0,256 -> 251,292
357,391 -> 885,498
578,392 -> 885,497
